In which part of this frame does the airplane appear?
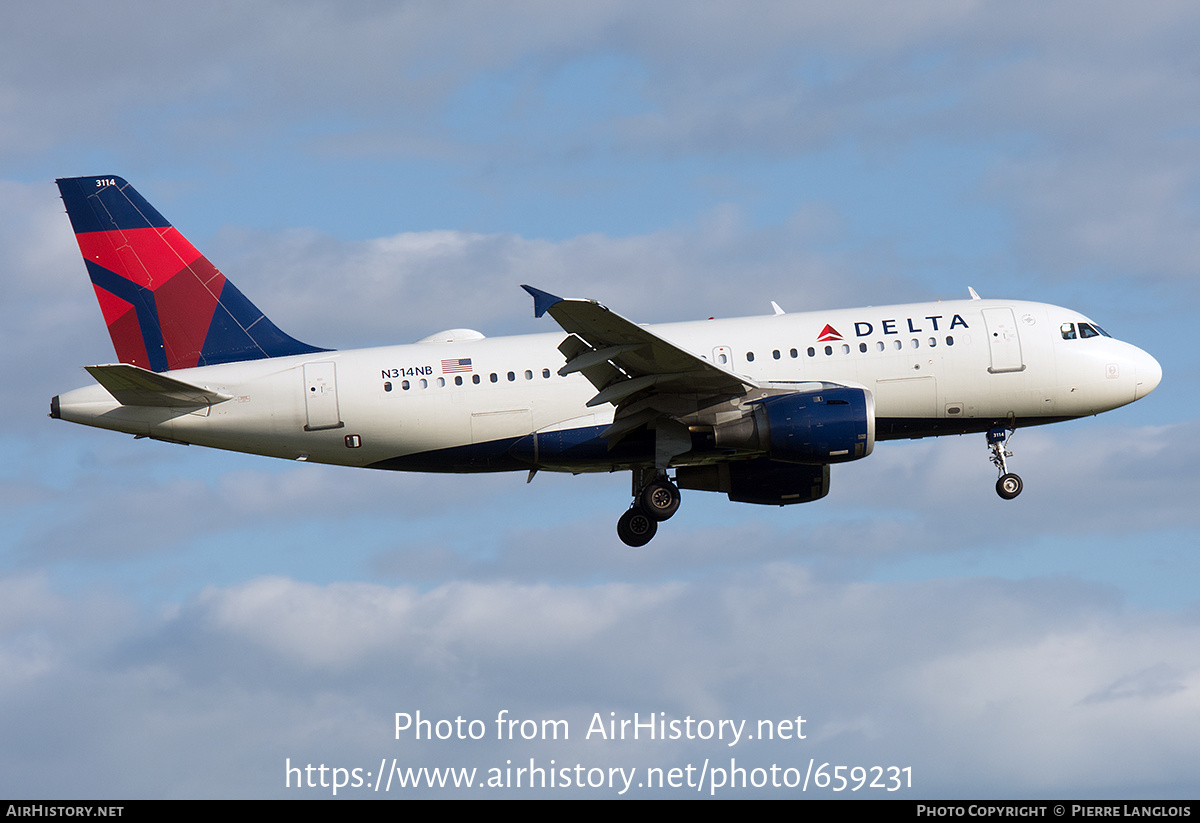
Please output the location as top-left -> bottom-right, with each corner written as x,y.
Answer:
50,175 -> 1162,546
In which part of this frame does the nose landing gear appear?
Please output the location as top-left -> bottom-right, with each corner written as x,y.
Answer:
616,470 -> 681,547
988,425 -> 1023,499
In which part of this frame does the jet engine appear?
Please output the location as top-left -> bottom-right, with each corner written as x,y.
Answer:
712,386 -> 875,464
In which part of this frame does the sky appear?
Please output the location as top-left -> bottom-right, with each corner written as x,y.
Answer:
2,1 -> 1198,799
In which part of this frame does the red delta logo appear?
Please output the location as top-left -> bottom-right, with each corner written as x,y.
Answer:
816,324 -> 843,342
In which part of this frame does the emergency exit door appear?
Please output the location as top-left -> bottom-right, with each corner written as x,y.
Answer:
303,361 -> 343,430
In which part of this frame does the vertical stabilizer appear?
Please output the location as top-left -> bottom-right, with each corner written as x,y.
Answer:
56,175 -> 326,372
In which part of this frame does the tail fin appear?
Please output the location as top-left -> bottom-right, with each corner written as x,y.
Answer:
56,175 -> 326,372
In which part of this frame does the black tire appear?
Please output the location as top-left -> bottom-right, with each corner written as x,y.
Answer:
639,480 -> 681,521
617,506 -> 657,547
996,473 -> 1023,500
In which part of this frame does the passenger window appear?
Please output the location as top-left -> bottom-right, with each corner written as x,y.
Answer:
859,343 -> 867,353
384,381 -> 392,392
437,377 -> 445,387
911,339 -> 919,349
402,380 -> 410,390
807,347 -> 815,357
454,376 -> 463,386
419,378 -> 428,389
790,348 -> 798,358
893,340 -> 902,350
824,345 -> 832,356
928,337 -> 936,347
876,341 -> 884,352
543,368 -> 550,378
473,374 -> 480,384
945,336 -> 954,346
490,373 -> 498,383
507,371 -> 516,381
773,349 -> 780,360
746,352 -> 755,362
841,344 -> 850,354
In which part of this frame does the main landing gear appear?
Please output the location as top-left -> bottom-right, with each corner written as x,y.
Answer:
987,425 -> 1023,500
617,470 -> 681,547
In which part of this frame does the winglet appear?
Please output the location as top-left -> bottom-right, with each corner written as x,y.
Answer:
521,285 -> 563,318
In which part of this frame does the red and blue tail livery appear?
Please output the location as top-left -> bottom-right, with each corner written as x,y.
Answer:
56,175 -> 325,372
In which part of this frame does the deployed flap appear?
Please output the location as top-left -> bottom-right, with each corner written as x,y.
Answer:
521,286 -> 755,404
85,363 -> 233,407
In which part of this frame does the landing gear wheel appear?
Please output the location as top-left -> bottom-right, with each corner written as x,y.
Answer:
639,480 -> 681,521
996,473 -> 1023,500
617,506 -> 658,547
987,425 -> 1022,500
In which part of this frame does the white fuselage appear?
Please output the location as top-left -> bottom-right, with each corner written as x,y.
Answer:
54,298 -> 1161,474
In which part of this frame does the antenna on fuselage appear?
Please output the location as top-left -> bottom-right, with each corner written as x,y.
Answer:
968,287 -> 982,300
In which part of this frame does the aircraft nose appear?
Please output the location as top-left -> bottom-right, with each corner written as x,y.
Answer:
1133,347 -> 1162,400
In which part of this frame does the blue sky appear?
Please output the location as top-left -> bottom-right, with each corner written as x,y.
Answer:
2,1 -> 1198,798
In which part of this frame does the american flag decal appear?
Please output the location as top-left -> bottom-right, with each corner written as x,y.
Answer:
441,358 -> 473,374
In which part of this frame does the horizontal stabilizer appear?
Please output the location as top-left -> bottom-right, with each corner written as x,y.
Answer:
84,363 -> 232,407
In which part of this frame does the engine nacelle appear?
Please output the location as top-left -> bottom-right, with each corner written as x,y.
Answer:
713,386 -> 875,464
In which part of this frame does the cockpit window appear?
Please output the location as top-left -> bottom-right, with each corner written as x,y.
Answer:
1062,321 -> 1112,340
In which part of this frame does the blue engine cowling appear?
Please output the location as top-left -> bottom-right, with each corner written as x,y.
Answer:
714,386 -> 875,464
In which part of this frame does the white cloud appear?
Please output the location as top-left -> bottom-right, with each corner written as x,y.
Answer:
204,203 -> 883,351
2,569 -> 1197,797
